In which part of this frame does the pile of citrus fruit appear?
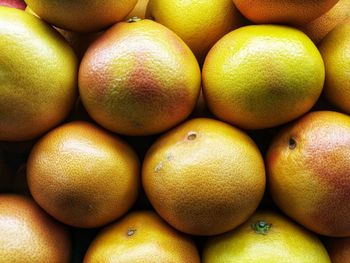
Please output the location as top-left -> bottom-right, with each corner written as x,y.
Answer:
1,0 -> 350,262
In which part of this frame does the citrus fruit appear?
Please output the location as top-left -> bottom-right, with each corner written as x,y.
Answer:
0,7 -> 77,141
0,194 -> 71,262
0,0 -> 26,9
202,25 -> 325,130
84,210 -> 200,263
126,0 -> 149,20
24,0 -> 138,32
27,121 -> 140,228
318,21 -> 350,114
142,118 -> 265,236
325,237 -> 350,263
79,19 -> 201,136
203,210 -> 331,263
147,0 -> 245,64
299,0 -> 350,44
267,111 -> 350,237
233,0 -> 339,26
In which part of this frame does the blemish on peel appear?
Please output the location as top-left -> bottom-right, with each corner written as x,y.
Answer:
289,138 -> 297,149
187,131 -> 197,140
155,162 -> 163,172
251,221 -> 272,235
127,228 -> 136,236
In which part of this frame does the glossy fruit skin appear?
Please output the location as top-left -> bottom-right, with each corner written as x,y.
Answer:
267,111 -> 350,237
27,121 -> 140,228
318,21 -> 350,114
202,25 -> 325,130
299,0 -> 350,44
203,210 -> 331,263
79,19 -> 201,136
325,237 -> 350,263
0,194 -> 71,263
0,0 -> 26,9
24,0 -> 138,32
147,0 -> 245,64
233,0 -> 339,26
0,7 -> 77,141
84,211 -> 200,263
142,118 -> 266,236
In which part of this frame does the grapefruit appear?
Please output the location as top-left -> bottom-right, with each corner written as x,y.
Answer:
84,211 -> 200,263
79,19 -> 201,136
27,121 -> 140,228
267,111 -> 350,237
142,118 -> 265,236
202,25 -> 325,130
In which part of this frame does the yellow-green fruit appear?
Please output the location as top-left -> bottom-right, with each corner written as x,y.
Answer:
84,211 -> 200,263
79,19 -> 201,136
202,25 -> 325,130
147,0 -> 245,64
0,7 -> 77,141
24,0 -> 138,32
142,118 -> 265,236
203,210 -> 331,263
318,21 -> 350,114
0,194 -> 71,263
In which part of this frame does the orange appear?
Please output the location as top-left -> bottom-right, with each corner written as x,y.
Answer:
24,0 -> 138,32
27,121 -> 140,228
318,21 -> 350,114
0,194 -> 71,262
267,111 -> 350,237
142,118 -> 265,236
233,0 -> 339,26
126,0 -> 149,20
202,25 -> 325,130
325,237 -> 350,263
203,210 -> 331,263
146,0 -> 245,64
299,0 -> 350,44
0,7 -> 77,141
84,210 -> 200,263
79,19 -> 201,136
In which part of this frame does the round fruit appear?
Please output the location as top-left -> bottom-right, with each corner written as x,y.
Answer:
84,211 -> 200,263
299,0 -> 350,44
79,19 -> 201,136
27,121 -> 140,228
126,0 -> 149,20
0,0 -> 26,9
233,0 -> 339,26
202,25 -> 325,130
267,111 -> 350,237
142,118 -> 265,236
325,237 -> 350,263
0,194 -> 71,262
24,0 -> 138,32
203,210 -> 331,263
0,7 -> 77,141
318,21 -> 350,114
147,0 -> 245,64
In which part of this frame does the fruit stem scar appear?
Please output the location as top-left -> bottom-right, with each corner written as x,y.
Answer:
127,228 -> 137,236
187,131 -> 197,140
251,221 -> 272,234
127,17 -> 142,23
289,138 -> 297,149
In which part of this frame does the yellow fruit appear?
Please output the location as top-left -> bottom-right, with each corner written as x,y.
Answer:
299,0 -> 350,44
27,121 -> 140,228
24,0 -> 138,32
203,210 -> 331,263
267,111 -> 350,237
84,211 -> 200,263
142,118 -> 265,236
0,7 -> 77,141
202,25 -> 325,130
318,21 -> 350,114
147,0 -> 245,64
0,194 -> 71,262
79,19 -> 201,136
126,0 -> 149,20
233,0 -> 339,26
326,237 -> 350,263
